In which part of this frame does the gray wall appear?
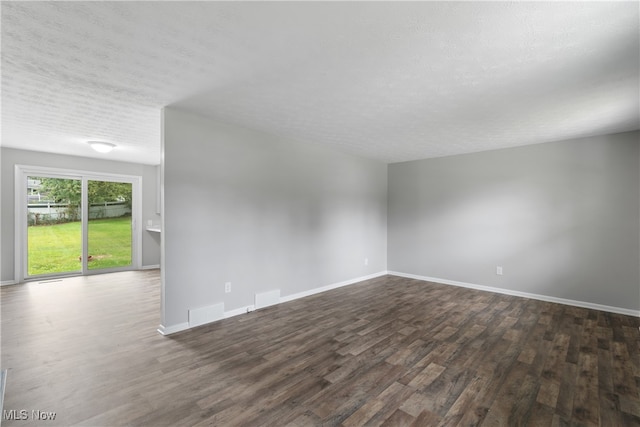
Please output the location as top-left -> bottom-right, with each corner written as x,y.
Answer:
388,131 -> 640,311
0,147 -> 161,282
162,107 -> 388,328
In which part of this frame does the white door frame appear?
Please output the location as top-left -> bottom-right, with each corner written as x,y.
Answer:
15,165 -> 142,282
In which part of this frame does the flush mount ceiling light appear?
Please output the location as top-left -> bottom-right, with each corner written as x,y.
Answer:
88,141 -> 116,153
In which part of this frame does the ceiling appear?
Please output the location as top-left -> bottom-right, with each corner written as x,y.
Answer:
1,2 -> 638,165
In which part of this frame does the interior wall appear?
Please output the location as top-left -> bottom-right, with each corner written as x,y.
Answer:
162,107 -> 388,329
388,131 -> 640,311
0,147 -> 161,283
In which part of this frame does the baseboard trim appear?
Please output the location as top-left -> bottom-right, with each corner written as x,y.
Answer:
158,271 -> 389,335
388,271 -> 640,318
280,271 -> 389,304
255,289 -> 281,309
141,264 -> 160,270
224,305 -> 255,318
0,280 -> 17,287
157,322 -> 190,335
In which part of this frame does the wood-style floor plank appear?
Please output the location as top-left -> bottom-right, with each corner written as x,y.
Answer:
1,271 -> 639,426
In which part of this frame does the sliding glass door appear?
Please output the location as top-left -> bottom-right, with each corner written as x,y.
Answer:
27,176 -> 82,276
87,180 -> 133,271
18,166 -> 141,281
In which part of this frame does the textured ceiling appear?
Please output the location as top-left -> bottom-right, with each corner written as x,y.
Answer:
1,2 -> 638,165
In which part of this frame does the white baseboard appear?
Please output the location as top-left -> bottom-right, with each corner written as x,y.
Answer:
280,271 -> 388,304
157,322 -> 190,335
158,271 -> 389,335
141,264 -> 160,270
255,289 -> 281,309
0,280 -> 17,287
388,271 -> 640,318
224,305 -> 255,318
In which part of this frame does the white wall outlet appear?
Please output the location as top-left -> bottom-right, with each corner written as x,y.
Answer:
364,258 -> 369,266
147,219 -> 153,227
225,282 -> 231,293
496,266 -> 503,276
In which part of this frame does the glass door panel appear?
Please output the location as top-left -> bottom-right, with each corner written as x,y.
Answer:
27,176 -> 82,276
87,180 -> 133,271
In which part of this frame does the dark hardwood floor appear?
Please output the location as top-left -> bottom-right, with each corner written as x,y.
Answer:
1,271 -> 639,426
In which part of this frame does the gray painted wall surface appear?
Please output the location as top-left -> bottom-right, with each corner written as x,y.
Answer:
0,148 -> 161,282
162,108 -> 388,328
388,131 -> 640,311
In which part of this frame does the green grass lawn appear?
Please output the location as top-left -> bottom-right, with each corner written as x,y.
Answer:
28,217 -> 132,276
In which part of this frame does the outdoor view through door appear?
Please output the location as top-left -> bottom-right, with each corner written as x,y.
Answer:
27,176 -> 82,276
87,180 -> 132,270
27,176 -> 133,276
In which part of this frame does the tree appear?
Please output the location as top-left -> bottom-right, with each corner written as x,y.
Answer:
88,181 -> 132,208
36,178 -> 132,205
34,178 -> 132,221
35,177 -> 81,204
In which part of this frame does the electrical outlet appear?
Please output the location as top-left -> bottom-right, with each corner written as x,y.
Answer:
496,266 -> 503,276
225,282 -> 231,293
364,258 -> 369,266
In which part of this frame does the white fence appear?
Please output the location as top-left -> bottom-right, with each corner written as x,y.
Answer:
28,201 -> 131,224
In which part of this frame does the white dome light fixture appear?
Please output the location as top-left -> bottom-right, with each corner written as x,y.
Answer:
88,141 -> 116,153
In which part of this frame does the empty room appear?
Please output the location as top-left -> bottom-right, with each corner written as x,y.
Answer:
1,2 -> 639,426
